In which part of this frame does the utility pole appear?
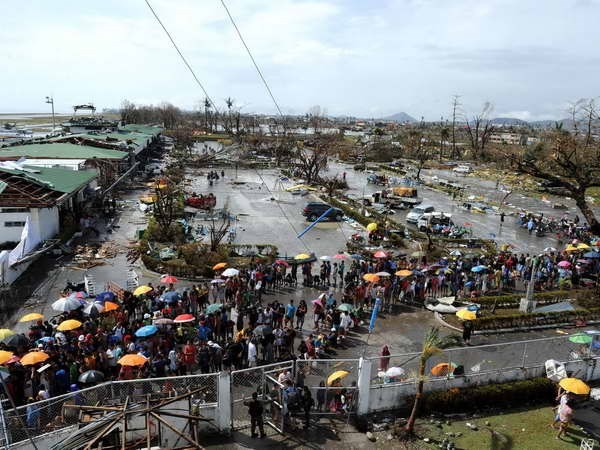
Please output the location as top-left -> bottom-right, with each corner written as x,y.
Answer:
45,96 -> 55,132
450,95 -> 461,159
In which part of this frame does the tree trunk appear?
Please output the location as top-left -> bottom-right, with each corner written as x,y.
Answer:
574,190 -> 600,234
405,360 -> 425,434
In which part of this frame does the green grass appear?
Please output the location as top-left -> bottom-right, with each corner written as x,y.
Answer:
420,406 -> 584,450
587,186 -> 600,202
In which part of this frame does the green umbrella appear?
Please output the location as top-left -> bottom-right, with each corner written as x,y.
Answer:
337,303 -> 355,313
569,333 -> 593,344
205,303 -> 223,314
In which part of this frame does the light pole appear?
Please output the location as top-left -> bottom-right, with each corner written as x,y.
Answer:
45,96 -> 55,132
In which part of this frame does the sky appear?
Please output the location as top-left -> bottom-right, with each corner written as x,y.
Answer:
1,0 -> 600,120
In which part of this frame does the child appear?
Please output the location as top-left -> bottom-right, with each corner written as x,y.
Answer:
316,381 -> 325,412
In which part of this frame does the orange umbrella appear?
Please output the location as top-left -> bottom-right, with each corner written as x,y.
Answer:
0,350 -> 14,365
103,301 -> 119,312
395,269 -> 413,277
21,351 -> 49,366
213,262 -> 227,271
118,354 -> 148,366
363,273 -> 380,283
431,362 -> 457,376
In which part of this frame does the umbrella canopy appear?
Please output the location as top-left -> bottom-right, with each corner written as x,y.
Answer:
559,377 -> 590,395
311,298 -> 323,307
135,325 -> 158,338
82,301 -> 104,316
211,279 -> 225,284
253,325 -> 273,336
449,250 -> 462,257
569,333 -> 593,344
471,265 -> 488,273
2,334 -> 29,348
78,370 -> 105,384
333,253 -> 349,260
133,285 -> 153,296
375,271 -> 391,277
57,319 -> 82,331
19,313 -> 44,323
366,222 -> 378,231
544,247 -> 557,253
431,362 -> 457,376
337,303 -> 355,313
349,254 -> 362,260
557,261 -> 572,268
37,336 -> 55,344
583,251 -> 600,259
327,370 -> 350,386
21,351 -> 49,366
373,250 -> 388,258
395,269 -> 413,277
174,314 -> 195,324
160,275 -> 179,284
363,273 -> 380,283
205,303 -> 223,314
222,268 -> 240,277
52,296 -> 82,313
564,245 -> 579,252
154,318 -> 174,326
95,291 -> 116,302
319,255 -> 331,261
160,291 -> 181,303
118,354 -> 148,366
577,243 -> 591,250
212,262 -> 228,271
294,253 -> 311,260
274,259 -> 290,267
0,350 -> 14,365
103,301 -> 120,312
0,329 -> 14,341
456,309 -> 477,321
385,366 -> 405,378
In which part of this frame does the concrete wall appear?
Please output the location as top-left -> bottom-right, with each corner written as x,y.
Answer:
0,207 -> 59,245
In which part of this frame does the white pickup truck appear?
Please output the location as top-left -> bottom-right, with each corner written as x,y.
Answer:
452,165 -> 472,174
417,212 -> 453,232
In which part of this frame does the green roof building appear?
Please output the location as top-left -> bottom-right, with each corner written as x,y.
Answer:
0,143 -> 129,160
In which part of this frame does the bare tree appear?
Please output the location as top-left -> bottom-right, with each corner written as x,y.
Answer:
465,102 -> 495,159
514,99 -> 600,234
308,105 -> 327,134
450,95 -> 461,159
209,215 -> 231,252
294,138 -> 330,184
403,129 -> 433,180
152,181 -> 180,240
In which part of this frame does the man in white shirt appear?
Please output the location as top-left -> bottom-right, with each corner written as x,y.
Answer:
248,339 -> 258,367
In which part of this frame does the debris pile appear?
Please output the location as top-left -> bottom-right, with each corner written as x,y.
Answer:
73,242 -> 120,268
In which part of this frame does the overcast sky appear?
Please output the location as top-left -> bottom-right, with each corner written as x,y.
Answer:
2,0 -> 599,120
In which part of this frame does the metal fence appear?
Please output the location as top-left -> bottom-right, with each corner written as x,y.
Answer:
368,334 -> 600,385
3,373 -> 218,446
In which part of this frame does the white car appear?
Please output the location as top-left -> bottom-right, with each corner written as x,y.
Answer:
453,165 -> 472,174
406,204 -> 435,224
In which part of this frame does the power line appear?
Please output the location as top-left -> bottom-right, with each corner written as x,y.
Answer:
144,0 -> 216,109
219,0 -> 284,118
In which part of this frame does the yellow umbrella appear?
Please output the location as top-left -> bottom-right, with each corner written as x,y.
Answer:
0,329 -> 14,340
212,262 -> 228,271
118,354 -> 148,366
564,245 -> 579,252
21,351 -> 49,366
294,253 -> 311,260
0,350 -> 14,365
456,309 -> 477,321
395,269 -> 413,277
19,313 -> 44,323
327,370 -> 350,386
57,319 -> 82,331
139,196 -> 156,204
577,243 -> 591,250
133,285 -> 153,296
559,377 -> 591,395
363,273 -> 380,283
366,222 -> 378,232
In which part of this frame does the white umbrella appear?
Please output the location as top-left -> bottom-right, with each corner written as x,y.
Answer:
83,301 -> 104,316
544,247 -> 557,252
154,318 -> 174,326
376,271 -> 391,277
319,255 -> 331,261
211,279 -> 226,284
385,367 -> 405,377
52,297 -> 82,313
449,250 -> 462,257
222,268 -> 239,277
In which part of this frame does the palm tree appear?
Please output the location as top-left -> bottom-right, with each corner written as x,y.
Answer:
405,327 -> 443,435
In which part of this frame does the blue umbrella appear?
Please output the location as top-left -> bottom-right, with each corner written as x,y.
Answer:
135,325 -> 158,338
471,265 -> 488,273
160,291 -> 181,303
412,270 -> 424,276
350,254 -> 362,260
37,336 -> 55,344
467,304 -> 480,312
464,281 -> 474,287
583,251 -> 600,259
95,292 -> 116,302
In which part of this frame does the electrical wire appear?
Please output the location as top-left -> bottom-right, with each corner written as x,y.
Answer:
219,0 -> 284,118
144,0 -> 216,109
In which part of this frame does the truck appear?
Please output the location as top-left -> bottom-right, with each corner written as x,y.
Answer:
417,212 -> 453,232
363,186 -> 422,209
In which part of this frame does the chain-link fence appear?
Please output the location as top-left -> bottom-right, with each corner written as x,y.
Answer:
3,373 -> 218,446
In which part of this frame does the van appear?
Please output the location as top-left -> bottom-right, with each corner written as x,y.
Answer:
406,204 -> 435,224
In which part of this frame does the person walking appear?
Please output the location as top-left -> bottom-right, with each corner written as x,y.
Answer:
284,300 -> 296,328
556,398 -> 574,440
244,392 -> 266,438
301,386 -> 314,429
296,300 -> 307,330
500,211 -> 505,227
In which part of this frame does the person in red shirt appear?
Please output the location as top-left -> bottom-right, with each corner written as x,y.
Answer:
183,340 -> 197,374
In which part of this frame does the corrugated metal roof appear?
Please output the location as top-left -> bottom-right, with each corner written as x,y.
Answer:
0,165 -> 97,193
0,143 -> 128,160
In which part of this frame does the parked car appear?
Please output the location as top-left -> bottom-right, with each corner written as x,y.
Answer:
453,165 -> 472,174
406,204 -> 435,224
302,202 -> 344,222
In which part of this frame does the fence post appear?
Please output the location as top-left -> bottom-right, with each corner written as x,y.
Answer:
217,371 -> 232,435
356,357 -> 371,416
521,343 -> 528,368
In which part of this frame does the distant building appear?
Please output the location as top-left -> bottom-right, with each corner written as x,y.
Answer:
489,132 -> 525,145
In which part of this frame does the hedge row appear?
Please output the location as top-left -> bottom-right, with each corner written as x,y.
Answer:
473,307 -> 600,331
476,289 -> 596,310
414,377 -> 555,415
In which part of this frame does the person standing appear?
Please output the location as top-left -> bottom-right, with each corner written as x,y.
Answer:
556,398 -> 575,440
500,211 -> 505,227
296,300 -> 307,330
284,300 -> 296,328
462,320 -> 473,345
247,338 -> 257,368
244,392 -> 266,438
301,386 -> 314,429
379,345 -> 391,372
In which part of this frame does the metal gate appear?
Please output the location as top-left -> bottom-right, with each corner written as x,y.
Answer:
230,361 -> 293,432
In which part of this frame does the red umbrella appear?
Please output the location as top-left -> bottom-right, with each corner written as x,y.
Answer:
174,314 -> 195,323
274,259 -> 290,267
160,275 -> 179,284
373,250 -> 388,258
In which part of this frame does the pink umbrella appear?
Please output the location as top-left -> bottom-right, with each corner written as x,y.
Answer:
311,298 -> 323,307
333,254 -> 348,259
557,261 -> 571,268
160,275 -> 179,284
373,250 -> 388,258
274,259 -> 290,267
